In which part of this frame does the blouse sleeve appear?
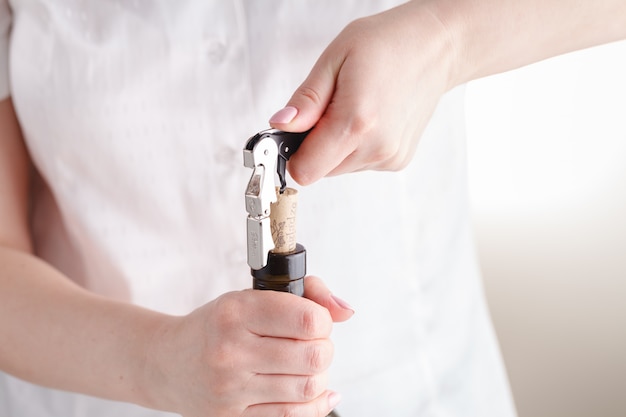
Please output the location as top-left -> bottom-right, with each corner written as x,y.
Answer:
0,0 -> 12,100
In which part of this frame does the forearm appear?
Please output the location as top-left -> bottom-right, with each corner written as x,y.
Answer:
424,0 -> 626,85
0,246 -> 168,408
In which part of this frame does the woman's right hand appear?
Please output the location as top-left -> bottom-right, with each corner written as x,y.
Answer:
143,277 -> 353,417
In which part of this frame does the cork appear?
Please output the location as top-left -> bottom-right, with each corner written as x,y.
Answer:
269,187 -> 298,253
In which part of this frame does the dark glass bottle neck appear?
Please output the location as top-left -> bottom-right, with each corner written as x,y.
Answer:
251,243 -> 306,296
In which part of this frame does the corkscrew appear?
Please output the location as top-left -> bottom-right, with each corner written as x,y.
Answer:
243,129 -> 309,271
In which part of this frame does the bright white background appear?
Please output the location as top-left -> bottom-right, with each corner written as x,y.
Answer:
465,40 -> 626,417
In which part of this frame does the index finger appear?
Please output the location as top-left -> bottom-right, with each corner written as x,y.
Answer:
242,289 -> 333,340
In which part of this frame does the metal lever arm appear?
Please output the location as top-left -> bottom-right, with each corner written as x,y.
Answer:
244,129 -> 310,193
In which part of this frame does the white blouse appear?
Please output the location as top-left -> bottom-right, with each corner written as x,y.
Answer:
0,1 -> 516,416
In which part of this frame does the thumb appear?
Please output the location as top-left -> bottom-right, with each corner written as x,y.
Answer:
304,276 -> 355,323
268,51 -> 343,132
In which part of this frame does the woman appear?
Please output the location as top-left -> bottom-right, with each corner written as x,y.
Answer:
1,1 -> 624,416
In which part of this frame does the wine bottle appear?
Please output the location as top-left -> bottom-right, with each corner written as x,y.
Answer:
251,187 -> 340,417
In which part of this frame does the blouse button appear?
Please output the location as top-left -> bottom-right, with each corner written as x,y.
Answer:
206,40 -> 227,64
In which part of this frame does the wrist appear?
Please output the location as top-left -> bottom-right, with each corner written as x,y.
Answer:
397,0 -> 468,91
135,312 -> 184,413
415,0 -> 472,88
423,0 -> 626,85
80,302 -> 179,412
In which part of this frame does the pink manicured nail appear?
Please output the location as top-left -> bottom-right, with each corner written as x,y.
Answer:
269,106 -> 298,124
328,391 -> 342,410
331,294 -> 354,312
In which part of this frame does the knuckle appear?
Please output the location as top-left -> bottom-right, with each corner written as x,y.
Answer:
299,373 -> 328,402
344,110 -> 376,138
206,295 -> 248,370
391,152 -> 412,171
298,306 -> 322,337
378,143 -> 414,172
299,375 -> 320,401
213,293 -> 245,330
305,341 -> 332,373
306,343 -> 323,372
342,110 -> 401,166
295,85 -> 323,107
369,141 -> 400,165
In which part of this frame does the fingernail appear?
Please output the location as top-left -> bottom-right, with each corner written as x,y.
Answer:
269,106 -> 298,124
331,294 -> 354,313
328,391 -> 342,410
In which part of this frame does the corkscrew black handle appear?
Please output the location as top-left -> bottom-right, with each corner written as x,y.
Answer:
244,129 -> 311,193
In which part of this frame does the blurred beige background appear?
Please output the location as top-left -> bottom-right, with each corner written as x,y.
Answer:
465,40 -> 626,417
